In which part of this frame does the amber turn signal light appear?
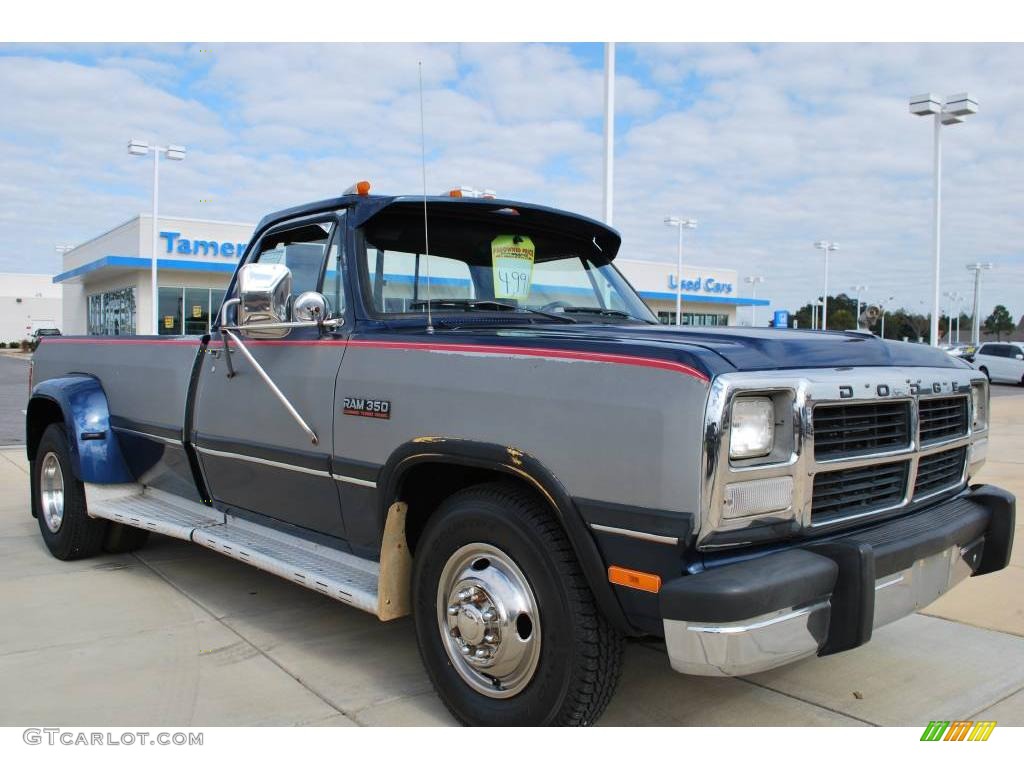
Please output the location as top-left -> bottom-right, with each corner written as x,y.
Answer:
608,566 -> 661,593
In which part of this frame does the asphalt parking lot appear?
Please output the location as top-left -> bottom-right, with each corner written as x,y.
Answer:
0,375 -> 1022,726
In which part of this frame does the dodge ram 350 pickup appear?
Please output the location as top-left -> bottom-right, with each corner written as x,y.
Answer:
27,188 -> 1015,726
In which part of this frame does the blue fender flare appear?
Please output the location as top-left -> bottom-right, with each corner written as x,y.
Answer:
27,376 -> 135,484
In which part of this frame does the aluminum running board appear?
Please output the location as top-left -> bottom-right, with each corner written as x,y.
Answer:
84,483 -> 380,616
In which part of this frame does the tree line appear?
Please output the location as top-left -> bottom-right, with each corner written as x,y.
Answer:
786,294 -> 1020,343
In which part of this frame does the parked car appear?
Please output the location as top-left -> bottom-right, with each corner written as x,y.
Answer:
30,327 -> 61,346
973,341 -> 1024,385
25,187 -> 1016,726
942,343 -> 974,359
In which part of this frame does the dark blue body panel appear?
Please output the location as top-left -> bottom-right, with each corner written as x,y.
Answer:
29,376 -> 135,484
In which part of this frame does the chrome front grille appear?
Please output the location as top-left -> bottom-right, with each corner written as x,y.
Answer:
811,460 -> 909,523
913,446 -> 967,500
808,392 -> 971,525
699,367 -> 988,549
919,396 -> 969,445
812,401 -> 911,460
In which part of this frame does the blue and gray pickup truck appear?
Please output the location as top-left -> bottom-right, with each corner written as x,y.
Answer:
26,188 -> 1015,726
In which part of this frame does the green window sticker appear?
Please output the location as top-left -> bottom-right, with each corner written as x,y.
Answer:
492,235 -> 535,299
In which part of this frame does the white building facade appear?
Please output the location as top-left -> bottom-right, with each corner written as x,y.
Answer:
55,216 -> 770,335
0,273 -> 63,342
56,215 -> 253,336
612,258 -> 769,326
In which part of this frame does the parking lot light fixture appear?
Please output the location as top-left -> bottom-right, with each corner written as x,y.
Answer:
909,92 -> 978,347
966,262 -> 994,346
813,241 -> 838,330
128,139 -> 187,334
664,216 -> 697,326
851,284 -> 868,328
744,276 -> 765,326
877,295 -> 895,338
945,290 -> 966,344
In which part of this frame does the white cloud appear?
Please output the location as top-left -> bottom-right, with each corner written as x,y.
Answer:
0,42 -> 1022,325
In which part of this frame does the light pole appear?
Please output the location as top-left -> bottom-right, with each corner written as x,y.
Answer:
878,295 -> 895,338
813,241 -> 838,330
851,284 -> 868,328
664,216 -> 697,326
909,93 -> 978,347
744,276 -> 765,326
966,262 -> 993,346
128,139 -> 186,335
603,43 -> 615,226
944,290 -> 966,344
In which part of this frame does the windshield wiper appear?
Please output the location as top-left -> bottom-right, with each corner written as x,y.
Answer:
558,306 -> 656,324
409,299 -> 517,311
407,299 -> 577,324
518,307 -> 578,324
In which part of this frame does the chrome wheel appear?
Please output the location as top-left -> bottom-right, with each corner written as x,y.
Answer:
40,451 -> 65,533
436,542 -> 541,699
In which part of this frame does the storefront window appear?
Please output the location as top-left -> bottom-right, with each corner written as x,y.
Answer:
210,289 -> 226,326
87,287 -> 137,335
158,287 -> 183,335
158,286 -> 226,335
657,311 -> 729,327
184,287 -> 210,335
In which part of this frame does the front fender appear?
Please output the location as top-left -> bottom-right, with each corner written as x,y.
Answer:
378,437 -> 637,635
28,376 -> 134,483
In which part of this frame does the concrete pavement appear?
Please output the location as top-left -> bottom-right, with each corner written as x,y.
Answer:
0,353 -> 29,445
1,395 -> 1023,726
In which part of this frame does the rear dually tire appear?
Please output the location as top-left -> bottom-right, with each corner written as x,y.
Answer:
33,423 -> 107,560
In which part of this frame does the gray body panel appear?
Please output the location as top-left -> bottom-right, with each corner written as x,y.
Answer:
334,339 -> 710,543
32,337 -> 202,499
192,333 -> 350,539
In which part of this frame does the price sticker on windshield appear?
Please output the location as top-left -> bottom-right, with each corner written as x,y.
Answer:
492,235 -> 535,300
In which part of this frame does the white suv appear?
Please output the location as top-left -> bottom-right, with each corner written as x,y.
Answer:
975,342 -> 1024,385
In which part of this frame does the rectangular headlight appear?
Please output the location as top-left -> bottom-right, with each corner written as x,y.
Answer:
972,381 -> 989,431
730,396 -> 775,459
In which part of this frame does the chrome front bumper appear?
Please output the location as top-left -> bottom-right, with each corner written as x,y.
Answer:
659,487 -> 1014,677
664,541 -> 979,676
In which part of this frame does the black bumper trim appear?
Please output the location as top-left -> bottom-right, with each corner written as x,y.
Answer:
659,550 -> 837,624
659,485 -> 1015,652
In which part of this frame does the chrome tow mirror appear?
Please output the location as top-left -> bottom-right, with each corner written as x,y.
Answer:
236,262 -> 293,339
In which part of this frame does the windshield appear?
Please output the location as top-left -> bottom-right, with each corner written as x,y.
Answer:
357,206 -> 655,324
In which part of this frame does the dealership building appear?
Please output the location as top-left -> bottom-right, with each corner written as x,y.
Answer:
53,215 -> 770,336
0,273 -> 63,341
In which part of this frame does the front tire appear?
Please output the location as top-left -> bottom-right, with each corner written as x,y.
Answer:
33,423 -> 107,560
979,366 -> 991,382
412,482 -> 624,726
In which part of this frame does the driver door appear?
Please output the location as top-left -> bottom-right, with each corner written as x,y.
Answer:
192,212 -> 351,539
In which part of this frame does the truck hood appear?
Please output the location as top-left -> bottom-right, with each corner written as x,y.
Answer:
441,323 -> 965,376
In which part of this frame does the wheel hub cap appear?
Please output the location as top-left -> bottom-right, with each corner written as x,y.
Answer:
437,543 -> 541,699
40,451 -> 65,533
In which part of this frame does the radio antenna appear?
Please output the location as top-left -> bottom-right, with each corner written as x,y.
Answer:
418,61 -> 433,333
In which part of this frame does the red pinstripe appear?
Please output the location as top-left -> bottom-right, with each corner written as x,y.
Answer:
46,336 -> 710,383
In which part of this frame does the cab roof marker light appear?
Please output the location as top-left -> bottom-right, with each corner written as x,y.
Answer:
344,180 -> 372,196
444,186 -> 498,199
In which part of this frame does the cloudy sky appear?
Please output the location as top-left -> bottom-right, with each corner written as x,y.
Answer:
1,42 -> 1021,320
